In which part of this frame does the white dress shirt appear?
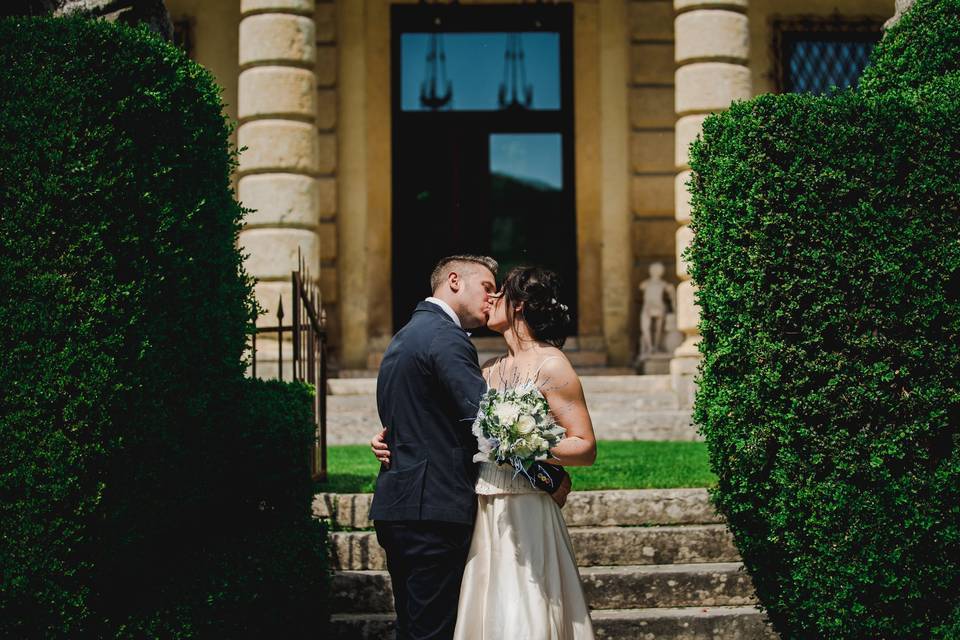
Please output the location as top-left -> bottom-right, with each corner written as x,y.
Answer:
424,296 -> 463,329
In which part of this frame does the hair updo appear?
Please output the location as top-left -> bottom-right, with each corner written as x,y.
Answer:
502,265 -> 571,349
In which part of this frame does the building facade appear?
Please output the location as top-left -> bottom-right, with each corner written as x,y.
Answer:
165,0 -> 894,385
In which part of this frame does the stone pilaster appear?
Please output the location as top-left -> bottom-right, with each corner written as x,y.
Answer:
628,0 -> 680,374
238,0 -> 319,378
671,0 -> 751,406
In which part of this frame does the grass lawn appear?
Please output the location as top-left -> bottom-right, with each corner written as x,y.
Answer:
316,441 -> 716,494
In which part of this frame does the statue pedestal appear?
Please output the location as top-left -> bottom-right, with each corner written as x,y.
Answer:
636,311 -> 685,374
634,351 -> 672,375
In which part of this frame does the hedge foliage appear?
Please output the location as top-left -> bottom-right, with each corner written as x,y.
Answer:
858,0 -> 960,95
0,16 -> 328,636
688,0 -> 960,637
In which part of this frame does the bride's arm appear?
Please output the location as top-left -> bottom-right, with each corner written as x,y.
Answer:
540,357 -> 597,467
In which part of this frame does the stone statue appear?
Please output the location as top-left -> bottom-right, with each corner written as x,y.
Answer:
884,0 -> 917,30
638,262 -> 676,356
1,0 -> 173,41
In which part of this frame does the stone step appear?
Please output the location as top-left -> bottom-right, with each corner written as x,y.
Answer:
330,524 -> 739,572
580,563 -> 755,610
476,350 -> 608,368
584,390 -> 680,411
314,488 -> 723,530
324,405 -> 696,444
327,389 -> 681,411
472,336 -> 597,351
336,366 -> 640,378
562,489 -> 722,528
584,409 -> 698,441
366,349 -> 612,370
591,606 -> 776,639
327,374 -> 673,396
329,606 -> 776,640
332,563 -> 755,614
573,524 -> 739,567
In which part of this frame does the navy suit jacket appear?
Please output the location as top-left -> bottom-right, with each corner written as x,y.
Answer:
369,301 -> 486,525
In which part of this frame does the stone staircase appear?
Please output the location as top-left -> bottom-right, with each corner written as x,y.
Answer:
314,489 -> 777,639
326,374 -> 699,445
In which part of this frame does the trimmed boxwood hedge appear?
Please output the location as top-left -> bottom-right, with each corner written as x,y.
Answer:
0,16 -> 329,636
858,0 -> 960,95
688,0 -> 960,637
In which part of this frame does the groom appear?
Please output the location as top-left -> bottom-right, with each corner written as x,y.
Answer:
369,255 -> 569,639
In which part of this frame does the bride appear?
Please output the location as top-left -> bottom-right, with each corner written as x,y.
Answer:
453,265 -> 596,640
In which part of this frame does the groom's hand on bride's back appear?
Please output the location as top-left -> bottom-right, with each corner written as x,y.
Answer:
372,426 -> 571,503
371,428 -> 391,468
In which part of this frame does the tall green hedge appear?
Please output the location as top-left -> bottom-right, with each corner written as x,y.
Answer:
688,0 -> 960,637
0,16 -> 329,636
858,0 -> 960,94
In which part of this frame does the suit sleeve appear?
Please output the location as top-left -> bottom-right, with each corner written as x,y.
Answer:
429,330 -> 487,428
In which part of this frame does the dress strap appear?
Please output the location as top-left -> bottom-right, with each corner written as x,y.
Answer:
533,355 -> 563,381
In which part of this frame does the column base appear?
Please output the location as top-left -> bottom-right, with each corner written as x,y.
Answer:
670,335 -> 701,409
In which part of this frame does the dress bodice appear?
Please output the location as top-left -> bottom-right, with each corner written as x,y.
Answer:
475,461 -> 540,495
475,355 -> 564,495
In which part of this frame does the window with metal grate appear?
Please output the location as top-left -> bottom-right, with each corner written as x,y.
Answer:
773,18 -> 883,95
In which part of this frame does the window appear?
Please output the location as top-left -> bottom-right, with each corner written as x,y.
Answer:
773,18 -> 883,94
172,16 -> 195,59
400,32 -> 561,112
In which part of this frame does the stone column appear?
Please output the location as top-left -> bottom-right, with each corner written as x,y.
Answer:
237,0 -> 319,378
671,0 -> 750,406
600,0 -> 632,367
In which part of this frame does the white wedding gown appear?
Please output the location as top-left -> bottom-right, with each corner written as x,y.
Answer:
453,460 -> 595,640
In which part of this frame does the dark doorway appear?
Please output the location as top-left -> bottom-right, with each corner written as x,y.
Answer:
391,4 -> 576,334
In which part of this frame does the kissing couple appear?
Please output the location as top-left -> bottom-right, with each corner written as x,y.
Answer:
369,255 -> 598,640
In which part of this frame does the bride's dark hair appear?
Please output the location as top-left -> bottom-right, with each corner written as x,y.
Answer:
502,265 -> 571,349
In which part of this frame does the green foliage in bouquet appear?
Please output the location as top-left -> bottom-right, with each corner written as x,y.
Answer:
472,384 -> 566,470
0,16 -> 329,636
687,0 -> 960,636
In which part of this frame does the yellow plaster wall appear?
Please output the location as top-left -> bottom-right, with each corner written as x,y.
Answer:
165,0 -> 240,135
573,1 -> 605,342
316,1 -> 341,350
337,0 -> 368,368
627,0 -> 680,361
599,0 -> 634,365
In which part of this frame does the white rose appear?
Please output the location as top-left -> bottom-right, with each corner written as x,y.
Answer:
516,414 -> 536,435
529,434 -> 547,451
494,402 -> 521,427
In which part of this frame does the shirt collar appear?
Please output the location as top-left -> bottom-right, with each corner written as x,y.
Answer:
424,296 -> 462,329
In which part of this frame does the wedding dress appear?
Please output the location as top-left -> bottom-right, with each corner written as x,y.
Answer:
452,457 -> 595,639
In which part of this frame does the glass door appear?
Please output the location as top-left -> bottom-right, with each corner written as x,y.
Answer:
391,4 -> 576,334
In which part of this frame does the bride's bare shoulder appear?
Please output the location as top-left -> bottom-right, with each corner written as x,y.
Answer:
535,350 -> 577,389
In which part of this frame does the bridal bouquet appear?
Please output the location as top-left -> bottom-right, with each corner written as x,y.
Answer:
471,382 -> 566,479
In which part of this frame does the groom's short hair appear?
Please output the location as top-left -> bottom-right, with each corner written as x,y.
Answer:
430,255 -> 499,293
